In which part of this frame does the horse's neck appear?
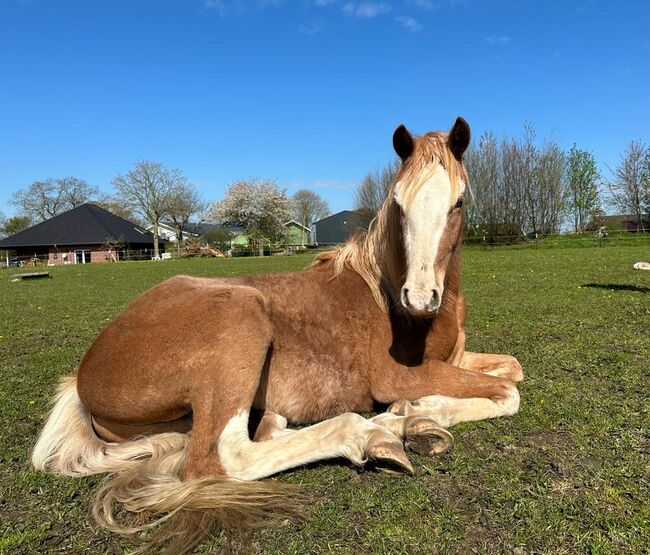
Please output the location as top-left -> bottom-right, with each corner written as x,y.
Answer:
384,244 -> 463,367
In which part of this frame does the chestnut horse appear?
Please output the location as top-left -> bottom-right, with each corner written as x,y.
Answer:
33,117 -> 523,553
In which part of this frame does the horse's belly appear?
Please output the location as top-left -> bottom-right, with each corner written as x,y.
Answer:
259,350 -> 374,424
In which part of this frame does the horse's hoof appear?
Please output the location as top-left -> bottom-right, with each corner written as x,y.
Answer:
366,441 -> 414,475
387,399 -> 413,416
404,416 -> 453,456
485,358 -> 524,382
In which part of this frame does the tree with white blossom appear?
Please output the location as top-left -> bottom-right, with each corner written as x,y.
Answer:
212,178 -> 292,246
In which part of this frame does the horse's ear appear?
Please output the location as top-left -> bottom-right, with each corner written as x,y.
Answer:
393,124 -> 414,161
448,117 -> 471,160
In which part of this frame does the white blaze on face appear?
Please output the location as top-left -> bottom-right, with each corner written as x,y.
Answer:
395,164 -> 453,315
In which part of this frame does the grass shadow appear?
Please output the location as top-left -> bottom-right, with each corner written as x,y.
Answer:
582,283 -> 650,293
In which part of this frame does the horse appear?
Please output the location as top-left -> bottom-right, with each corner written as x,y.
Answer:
32,117 -> 524,553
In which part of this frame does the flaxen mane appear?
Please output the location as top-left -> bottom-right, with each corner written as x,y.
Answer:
314,132 -> 468,311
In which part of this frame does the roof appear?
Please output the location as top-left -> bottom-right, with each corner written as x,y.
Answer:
284,219 -> 311,232
0,203 -> 163,248
312,210 -> 364,226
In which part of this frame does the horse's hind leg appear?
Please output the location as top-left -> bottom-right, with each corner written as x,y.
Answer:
219,411 -> 414,479
183,287 -> 412,480
370,413 -> 454,456
180,286 -> 275,480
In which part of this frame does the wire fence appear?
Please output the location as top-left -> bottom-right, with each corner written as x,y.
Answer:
463,229 -> 650,250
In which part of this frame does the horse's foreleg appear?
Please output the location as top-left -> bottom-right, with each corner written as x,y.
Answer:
386,386 -> 520,428
460,351 -> 524,382
252,410 -> 293,441
371,361 -> 520,428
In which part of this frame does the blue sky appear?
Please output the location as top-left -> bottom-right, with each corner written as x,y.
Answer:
1,0 -> 649,217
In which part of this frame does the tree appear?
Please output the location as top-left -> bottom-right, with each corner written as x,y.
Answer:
640,148 -> 650,220
1,215 -> 32,237
607,141 -> 648,231
465,123 -> 567,240
212,178 -> 292,247
354,159 -> 399,225
11,177 -> 98,222
291,189 -> 330,233
534,140 -> 566,235
200,227 -> 233,253
113,161 -> 183,257
167,182 -> 206,252
94,194 -> 142,225
566,144 -> 600,233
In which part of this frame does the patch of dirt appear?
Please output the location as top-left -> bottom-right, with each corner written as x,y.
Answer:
521,432 -> 573,450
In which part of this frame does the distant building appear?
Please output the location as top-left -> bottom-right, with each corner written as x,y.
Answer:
602,214 -> 649,232
149,221 -> 245,242
0,203 -> 165,265
283,220 -> 311,247
312,210 -> 365,245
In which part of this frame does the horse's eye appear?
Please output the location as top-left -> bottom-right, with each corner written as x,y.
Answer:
454,197 -> 464,209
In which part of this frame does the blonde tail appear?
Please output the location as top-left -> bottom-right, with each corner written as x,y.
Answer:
33,374 -> 304,553
32,374 -> 187,477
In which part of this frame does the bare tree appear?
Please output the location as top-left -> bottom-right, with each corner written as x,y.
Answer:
167,182 -> 206,254
535,140 -> 566,234
113,161 -> 183,257
566,144 -> 600,233
641,149 -> 650,219
94,194 -> 142,224
607,141 -> 648,231
11,177 -> 98,222
465,123 -> 566,240
291,189 -> 330,233
354,158 -> 399,224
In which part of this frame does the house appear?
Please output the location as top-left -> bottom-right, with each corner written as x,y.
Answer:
149,221 -> 235,242
311,210 -> 365,245
283,220 -> 311,247
602,214 -> 649,232
0,203 -> 165,265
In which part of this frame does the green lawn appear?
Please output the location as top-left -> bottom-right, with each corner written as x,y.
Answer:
1,245 -> 649,554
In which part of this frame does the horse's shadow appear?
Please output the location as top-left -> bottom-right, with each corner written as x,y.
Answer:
582,283 -> 650,293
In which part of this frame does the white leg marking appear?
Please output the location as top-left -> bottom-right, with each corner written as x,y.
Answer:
393,386 -> 520,428
218,411 -> 404,481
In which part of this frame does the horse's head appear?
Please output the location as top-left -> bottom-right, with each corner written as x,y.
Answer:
391,117 -> 470,318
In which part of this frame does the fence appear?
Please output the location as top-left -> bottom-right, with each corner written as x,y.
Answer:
463,229 -> 650,250
2,232 -> 647,269
0,249 -> 160,269
0,245 -> 314,269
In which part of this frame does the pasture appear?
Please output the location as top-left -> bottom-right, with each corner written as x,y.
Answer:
1,244 -> 649,554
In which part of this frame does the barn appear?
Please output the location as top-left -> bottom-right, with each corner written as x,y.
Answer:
0,203 -> 164,265
311,210 -> 365,245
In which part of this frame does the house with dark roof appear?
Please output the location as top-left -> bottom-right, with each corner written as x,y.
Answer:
150,221 -> 245,242
0,203 -> 165,265
311,210 -> 365,245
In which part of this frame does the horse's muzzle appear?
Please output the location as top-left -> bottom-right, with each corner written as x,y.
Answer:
401,287 -> 441,317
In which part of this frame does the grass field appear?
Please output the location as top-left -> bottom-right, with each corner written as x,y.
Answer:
1,244 -> 649,554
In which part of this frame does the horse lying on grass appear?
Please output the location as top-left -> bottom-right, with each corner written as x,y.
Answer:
33,117 -> 524,553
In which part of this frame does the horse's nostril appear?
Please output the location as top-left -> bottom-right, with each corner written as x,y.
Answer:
428,289 -> 441,312
402,288 -> 410,307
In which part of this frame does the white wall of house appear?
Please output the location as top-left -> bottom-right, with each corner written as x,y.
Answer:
146,223 -> 193,242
